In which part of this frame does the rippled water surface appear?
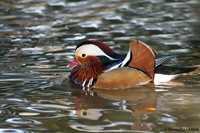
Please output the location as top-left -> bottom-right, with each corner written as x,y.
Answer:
0,0 -> 200,132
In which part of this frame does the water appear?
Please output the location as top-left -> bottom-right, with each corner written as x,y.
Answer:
0,0 -> 200,132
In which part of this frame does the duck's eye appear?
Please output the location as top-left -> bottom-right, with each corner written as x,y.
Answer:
81,54 -> 86,57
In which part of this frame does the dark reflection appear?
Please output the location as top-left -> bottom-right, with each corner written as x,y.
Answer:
71,87 -> 156,131
71,89 -> 107,110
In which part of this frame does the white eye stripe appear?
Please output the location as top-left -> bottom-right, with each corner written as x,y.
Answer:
76,44 -> 115,60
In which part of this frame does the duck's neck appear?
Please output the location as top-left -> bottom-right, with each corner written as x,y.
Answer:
70,56 -> 107,84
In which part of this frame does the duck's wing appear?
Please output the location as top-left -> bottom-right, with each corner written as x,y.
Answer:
105,40 -> 156,81
127,40 -> 156,80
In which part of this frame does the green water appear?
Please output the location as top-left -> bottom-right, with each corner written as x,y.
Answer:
0,0 -> 200,132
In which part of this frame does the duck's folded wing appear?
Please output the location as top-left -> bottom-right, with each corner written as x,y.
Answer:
104,40 -> 156,81
128,40 -> 155,80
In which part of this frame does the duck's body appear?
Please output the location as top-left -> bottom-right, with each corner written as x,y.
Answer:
67,40 -> 197,89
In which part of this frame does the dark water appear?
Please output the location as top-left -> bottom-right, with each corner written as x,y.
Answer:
0,0 -> 200,132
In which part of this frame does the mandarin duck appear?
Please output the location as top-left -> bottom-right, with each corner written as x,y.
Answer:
67,40 -> 197,89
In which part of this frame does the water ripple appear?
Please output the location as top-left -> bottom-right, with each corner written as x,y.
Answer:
0,108 -> 12,116
0,129 -> 28,133
5,118 -> 41,125
24,106 -> 60,113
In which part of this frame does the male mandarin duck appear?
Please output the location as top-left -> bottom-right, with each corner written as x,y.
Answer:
67,40 -> 197,89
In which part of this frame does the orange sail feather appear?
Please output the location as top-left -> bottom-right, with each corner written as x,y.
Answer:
128,40 -> 155,81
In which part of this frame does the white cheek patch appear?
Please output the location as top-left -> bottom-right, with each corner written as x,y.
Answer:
75,44 -> 115,60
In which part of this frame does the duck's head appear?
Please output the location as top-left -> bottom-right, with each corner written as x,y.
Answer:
67,40 -> 122,68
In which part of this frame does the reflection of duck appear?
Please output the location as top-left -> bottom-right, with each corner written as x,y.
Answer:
94,87 -> 156,120
71,88 -> 156,131
67,40 -> 197,89
71,89 -> 108,109
71,89 -> 109,121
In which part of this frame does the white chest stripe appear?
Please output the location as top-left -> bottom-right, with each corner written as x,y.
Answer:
105,49 -> 131,72
121,49 -> 131,67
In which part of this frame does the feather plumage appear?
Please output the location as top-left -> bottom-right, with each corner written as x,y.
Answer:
155,55 -> 176,67
70,56 -> 107,84
76,40 -> 123,59
127,40 -> 155,80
